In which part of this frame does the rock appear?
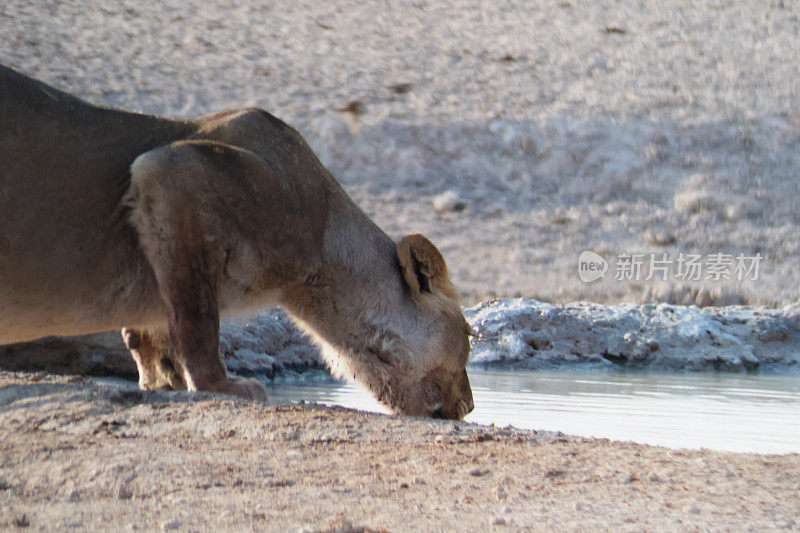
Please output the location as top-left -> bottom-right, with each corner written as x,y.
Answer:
432,190 -> 466,213
465,298 -> 800,372
161,518 -> 181,531
0,332 -> 136,378
6,297 -> 800,383
724,199 -> 762,220
642,229 -> 676,246
12,513 -> 30,528
673,190 -> 721,215
673,187 -> 761,221
1,308 -> 324,381
116,483 -> 132,500
751,320 -> 789,343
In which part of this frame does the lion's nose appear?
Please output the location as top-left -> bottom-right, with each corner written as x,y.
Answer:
454,369 -> 474,419
460,370 -> 474,411
459,394 -> 475,418
463,395 -> 474,416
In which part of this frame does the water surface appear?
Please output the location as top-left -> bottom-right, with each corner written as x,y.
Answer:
264,369 -> 800,454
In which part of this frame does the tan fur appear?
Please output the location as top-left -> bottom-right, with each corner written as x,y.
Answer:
0,65 -> 473,419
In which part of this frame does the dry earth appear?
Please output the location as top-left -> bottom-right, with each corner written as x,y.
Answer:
1,372 -> 798,532
2,0 -> 799,306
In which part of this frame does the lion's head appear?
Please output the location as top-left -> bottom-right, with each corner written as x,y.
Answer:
388,233 -> 474,419
285,229 -> 474,421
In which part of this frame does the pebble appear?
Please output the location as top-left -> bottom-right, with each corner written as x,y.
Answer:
687,504 -> 701,514
12,514 -> 30,528
432,190 -> 466,213
116,484 -> 132,500
161,518 -> 181,531
492,517 -> 507,526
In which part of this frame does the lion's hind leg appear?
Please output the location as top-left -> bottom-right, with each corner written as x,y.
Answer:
121,328 -> 185,390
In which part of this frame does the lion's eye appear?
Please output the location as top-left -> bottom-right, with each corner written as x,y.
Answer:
367,346 -> 391,365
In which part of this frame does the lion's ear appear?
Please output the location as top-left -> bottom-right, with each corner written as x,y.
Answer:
397,234 -> 453,298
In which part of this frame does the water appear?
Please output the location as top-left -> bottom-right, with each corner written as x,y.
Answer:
264,369 -> 800,454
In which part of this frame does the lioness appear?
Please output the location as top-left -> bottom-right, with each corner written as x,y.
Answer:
0,65 -> 473,420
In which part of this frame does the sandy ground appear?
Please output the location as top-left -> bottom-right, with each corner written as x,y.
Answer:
1,0 -> 798,306
1,372 -> 799,532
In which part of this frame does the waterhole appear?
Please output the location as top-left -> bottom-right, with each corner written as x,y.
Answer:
264,369 -> 800,454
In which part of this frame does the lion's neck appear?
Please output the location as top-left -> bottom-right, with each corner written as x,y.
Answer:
279,197 -> 425,396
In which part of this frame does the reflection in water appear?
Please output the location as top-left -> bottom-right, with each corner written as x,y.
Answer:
263,370 -> 800,454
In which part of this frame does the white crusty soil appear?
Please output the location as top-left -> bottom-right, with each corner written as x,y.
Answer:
221,298 -> 800,375
465,298 -> 800,372
7,298 -> 800,378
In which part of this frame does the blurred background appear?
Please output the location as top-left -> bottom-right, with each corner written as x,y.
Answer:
2,0 -> 798,307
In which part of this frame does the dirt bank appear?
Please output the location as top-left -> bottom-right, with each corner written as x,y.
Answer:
1,372 -> 797,531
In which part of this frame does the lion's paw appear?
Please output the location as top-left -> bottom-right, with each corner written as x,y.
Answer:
209,377 -> 269,402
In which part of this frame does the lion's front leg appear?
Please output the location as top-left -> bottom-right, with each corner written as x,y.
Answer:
121,328 -> 185,390
125,144 -> 268,401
